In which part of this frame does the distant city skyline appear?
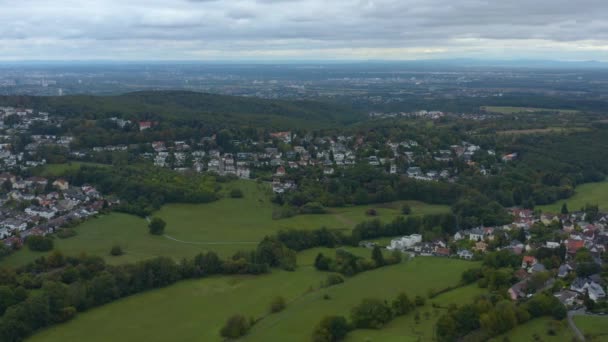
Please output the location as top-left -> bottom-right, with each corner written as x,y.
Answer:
0,0 -> 607,61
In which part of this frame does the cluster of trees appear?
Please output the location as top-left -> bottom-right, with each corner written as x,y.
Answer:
278,164 -> 511,229
351,214 -> 458,242
279,164 -> 465,209
0,235 -> 298,341
25,236 -> 54,252
314,247 -> 401,276
313,292 -> 423,342
275,213 -> 460,255
436,293 -> 566,341
62,165 -> 219,216
466,129 -> 608,210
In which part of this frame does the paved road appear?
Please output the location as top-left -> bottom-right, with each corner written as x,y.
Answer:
568,310 -> 586,341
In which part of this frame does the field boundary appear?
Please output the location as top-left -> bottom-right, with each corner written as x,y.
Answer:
163,234 -> 257,245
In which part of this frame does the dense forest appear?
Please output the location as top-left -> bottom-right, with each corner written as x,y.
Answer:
0,91 -> 364,129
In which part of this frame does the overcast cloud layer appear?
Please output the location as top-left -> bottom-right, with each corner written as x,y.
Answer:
0,0 -> 607,61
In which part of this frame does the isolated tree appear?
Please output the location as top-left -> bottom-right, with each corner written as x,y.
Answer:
148,217 -> 166,235
312,316 -> 350,342
220,314 -> 250,339
401,204 -> 412,215
110,245 -> 123,256
561,202 -> 569,215
371,246 -> 385,267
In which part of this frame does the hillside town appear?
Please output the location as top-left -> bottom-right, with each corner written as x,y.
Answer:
0,172 -> 115,248
381,206 -> 608,310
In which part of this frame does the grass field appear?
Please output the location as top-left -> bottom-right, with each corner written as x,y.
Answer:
27,256 -> 478,342
539,180 -> 608,213
1,180 -> 449,267
481,106 -> 580,115
34,162 -> 108,177
248,257 -> 479,342
497,127 -> 590,135
573,315 -> 608,341
347,284 -> 485,342
490,317 -> 575,341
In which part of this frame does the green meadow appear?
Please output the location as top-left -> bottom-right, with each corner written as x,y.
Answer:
481,106 -> 580,115
490,317 -> 575,341
346,284 -> 485,342
27,256 -> 479,342
539,180 -> 608,213
573,315 -> 608,341
1,179 -> 449,267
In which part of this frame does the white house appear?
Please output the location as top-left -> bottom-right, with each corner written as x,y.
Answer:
587,282 -> 606,302
469,228 -> 484,241
457,249 -> 474,260
25,207 -> 56,219
387,234 -> 422,251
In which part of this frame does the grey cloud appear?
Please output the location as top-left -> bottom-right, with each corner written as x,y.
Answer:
0,0 -> 606,60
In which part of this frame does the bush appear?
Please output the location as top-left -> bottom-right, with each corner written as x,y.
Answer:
401,204 -> 412,215
230,188 -> 244,198
270,296 -> 286,313
414,295 -> 426,306
110,245 -> 123,256
220,314 -> 251,339
365,209 -> 378,216
350,298 -> 393,329
148,217 -> 166,235
312,316 -> 350,342
300,202 -> 327,214
324,274 -> 345,287
26,235 -> 53,252
56,228 -> 77,239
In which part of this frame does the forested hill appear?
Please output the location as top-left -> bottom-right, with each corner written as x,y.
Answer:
0,91 -> 364,129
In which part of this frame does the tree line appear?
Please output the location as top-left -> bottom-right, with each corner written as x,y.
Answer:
0,235 -> 298,342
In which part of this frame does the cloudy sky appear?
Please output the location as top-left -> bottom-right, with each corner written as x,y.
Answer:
1,0 -> 607,61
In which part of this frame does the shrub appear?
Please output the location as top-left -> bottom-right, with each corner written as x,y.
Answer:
312,316 -> 350,342
365,209 -> 378,216
230,188 -> 244,198
324,274 -> 345,287
415,295 -> 426,306
56,228 -> 77,239
401,204 -> 412,215
110,245 -> 123,256
300,202 -> 327,214
26,235 -> 53,252
270,296 -> 286,313
220,314 -> 250,339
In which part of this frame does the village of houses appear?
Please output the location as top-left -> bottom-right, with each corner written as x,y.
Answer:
2,105 -> 516,197
0,171 -> 116,248
378,208 -> 608,311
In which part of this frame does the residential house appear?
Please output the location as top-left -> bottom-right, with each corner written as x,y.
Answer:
508,280 -> 528,300
587,282 -> 606,302
457,249 -> 474,260
387,234 -> 422,251
52,179 -> 69,191
522,256 -> 538,268
557,264 -> 573,278
469,228 -> 484,241
554,290 -> 579,307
